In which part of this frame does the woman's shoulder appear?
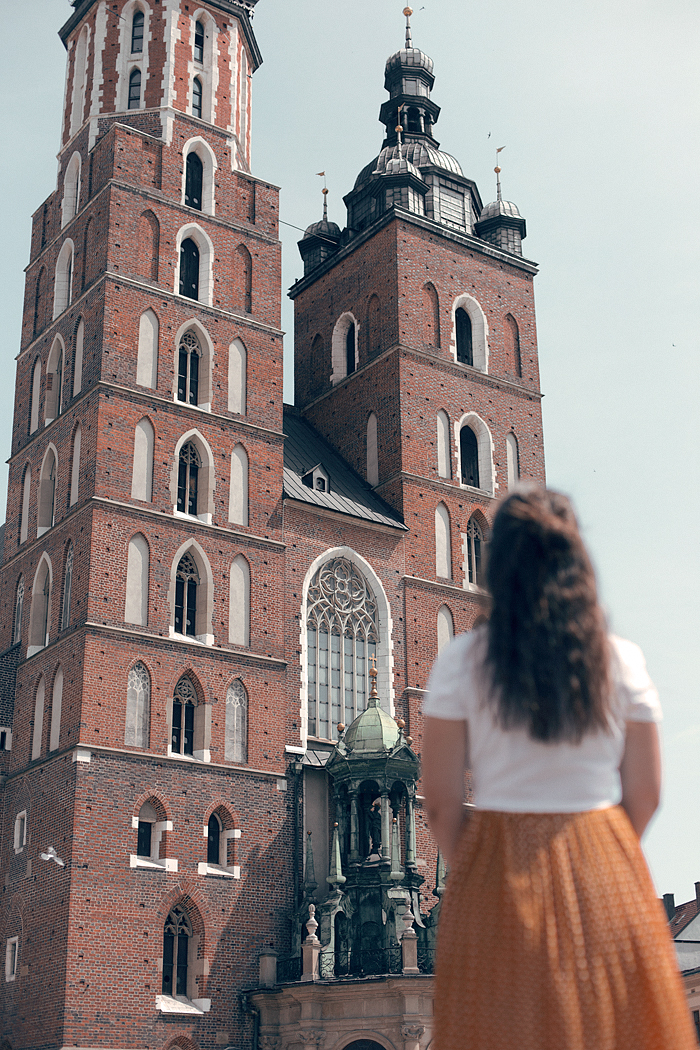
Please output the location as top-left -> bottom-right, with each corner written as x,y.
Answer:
608,634 -> 662,722
423,626 -> 487,720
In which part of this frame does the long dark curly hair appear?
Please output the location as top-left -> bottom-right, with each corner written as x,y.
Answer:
483,485 -> 610,743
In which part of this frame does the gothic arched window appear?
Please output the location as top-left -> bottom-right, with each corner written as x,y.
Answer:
185,152 -> 203,210
192,77 -> 203,120
125,662 -> 150,748
506,432 -> 520,489
460,425 -> 479,488
207,813 -> 221,864
177,331 -> 200,404
172,675 -> 197,754
174,555 -> 198,637
61,544 -> 74,630
456,307 -> 473,366
162,905 -> 191,997
225,678 -> 247,763
38,449 -> 57,534
177,442 -> 201,515
128,68 -> 141,110
13,577 -> 24,644
466,516 -> 483,587
306,558 -> 378,740
131,10 -> 144,53
194,20 -> 205,63
179,238 -> 200,300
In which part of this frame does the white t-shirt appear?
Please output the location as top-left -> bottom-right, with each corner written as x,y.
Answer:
423,628 -> 662,813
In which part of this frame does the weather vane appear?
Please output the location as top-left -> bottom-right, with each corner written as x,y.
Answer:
494,145 -> 506,202
316,171 -> 329,220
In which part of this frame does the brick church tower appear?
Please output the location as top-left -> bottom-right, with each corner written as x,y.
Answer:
0,4 -> 546,1050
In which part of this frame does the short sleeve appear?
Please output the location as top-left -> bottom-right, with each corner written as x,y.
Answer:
610,636 -> 662,723
422,632 -> 478,721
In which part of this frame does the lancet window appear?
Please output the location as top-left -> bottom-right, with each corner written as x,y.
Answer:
162,905 -> 191,997
177,442 -> 200,515
174,554 -> 198,636
177,331 -> 200,404
466,516 -> 483,587
306,558 -> 378,740
172,675 -> 197,754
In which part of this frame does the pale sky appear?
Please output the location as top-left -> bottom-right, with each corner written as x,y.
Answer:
2,0 -> 699,902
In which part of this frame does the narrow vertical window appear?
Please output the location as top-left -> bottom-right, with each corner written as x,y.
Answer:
53,241 -> 74,318
38,450 -> 57,533
73,319 -> 84,396
207,814 -> 221,864
229,444 -> 248,526
235,244 -> 252,313
137,802 -> 157,856
435,503 -> 452,579
229,555 -> 250,647
456,307 -> 473,365
45,339 -> 64,422
225,679 -> 247,763
506,432 -> 520,489
136,309 -> 158,388
49,666 -> 63,751
61,545 -> 74,630
162,906 -> 191,996
70,425 -> 81,506
131,10 -> 144,53
125,534 -> 150,626
179,238 -> 199,300
174,555 -> 199,637
366,412 -> 378,486
185,153 -> 203,210
423,282 -> 440,348
125,662 -> 150,748
194,20 -> 204,63
177,331 -> 201,404
128,68 -> 142,110
192,77 -> 203,120
177,443 -> 201,515
346,323 -> 356,376
505,313 -> 522,377
5,938 -> 19,982
30,358 -> 41,434
466,516 -> 483,587
131,418 -> 154,502
20,467 -> 31,545
172,677 -> 197,754
460,426 -> 479,488
13,578 -> 24,644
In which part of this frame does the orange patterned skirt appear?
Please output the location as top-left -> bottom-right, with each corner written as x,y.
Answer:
434,806 -> 695,1050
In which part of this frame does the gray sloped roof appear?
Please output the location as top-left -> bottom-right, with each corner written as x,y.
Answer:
283,408 -> 406,531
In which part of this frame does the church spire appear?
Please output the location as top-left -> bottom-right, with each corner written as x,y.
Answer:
403,5 -> 413,48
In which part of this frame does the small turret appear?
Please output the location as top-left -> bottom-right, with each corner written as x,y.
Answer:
475,151 -> 526,256
298,185 -> 341,276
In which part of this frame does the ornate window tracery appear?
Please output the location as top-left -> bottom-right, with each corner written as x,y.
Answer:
177,441 -> 201,515
13,578 -> 24,644
162,905 -> 191,996
466,516 -> 483,587
125,661 -> 150,748
306,558 -> 378,740
172,675 -> 197,754
174,554 -> 199,636
61,544 -> 73,630
225,678 -> 247,763
177,331 -> 200,404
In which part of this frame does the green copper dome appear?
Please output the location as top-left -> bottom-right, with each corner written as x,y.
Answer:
343,697 -> 400,753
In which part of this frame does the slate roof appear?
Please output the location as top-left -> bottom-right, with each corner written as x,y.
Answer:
670,898 -> 700,938
283,407 -> 406,531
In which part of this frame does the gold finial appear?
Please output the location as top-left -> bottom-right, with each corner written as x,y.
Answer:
396,717 -> 406,730
316,171 -> 329,221
406,735 -> 414,746
369,654 -> 379,701
494,146 -> 506,202
403,6 -> 413,48
337,722 -> 345,734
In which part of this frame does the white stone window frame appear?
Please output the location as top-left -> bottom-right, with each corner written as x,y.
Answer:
115,0 -> 152,113
182,136 -> 218,217
186,12 -> 219,125
461,514 -> 488,594
454,412 -> 496,497
299,547 -> 395,749
436,409 -> 451,479
167,539 -> 215,648
73,317 -> 85,397
37,443 -> 59,538
61,151 -> 82,229
198,822 -> 241,879
53,239 -> 75,320
68,24 -> 91,139
166,672 -> 212,762
449,293 -> 489,373
28,554 -> 53,658
14,811 -> 27,854
171,428 -> 216,524
0,728 -> 12,752
435,502 -> 453,580
174,224 -> 215,308
155,902 -> 211,1014
229,443 -> 249,526
5,937 -> 19,983
330,311 -> 360,385
129,814 -> 178,872
172,318 -> 214,411
506,431 -> 520,489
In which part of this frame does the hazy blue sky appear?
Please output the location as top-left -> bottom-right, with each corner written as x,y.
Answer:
1,1 -> 698,900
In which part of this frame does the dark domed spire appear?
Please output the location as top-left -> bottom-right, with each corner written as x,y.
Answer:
475,151 -> 526,256
299,183 -> 341,276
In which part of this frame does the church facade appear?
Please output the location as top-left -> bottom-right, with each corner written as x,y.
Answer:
0,2 -> 545,1048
